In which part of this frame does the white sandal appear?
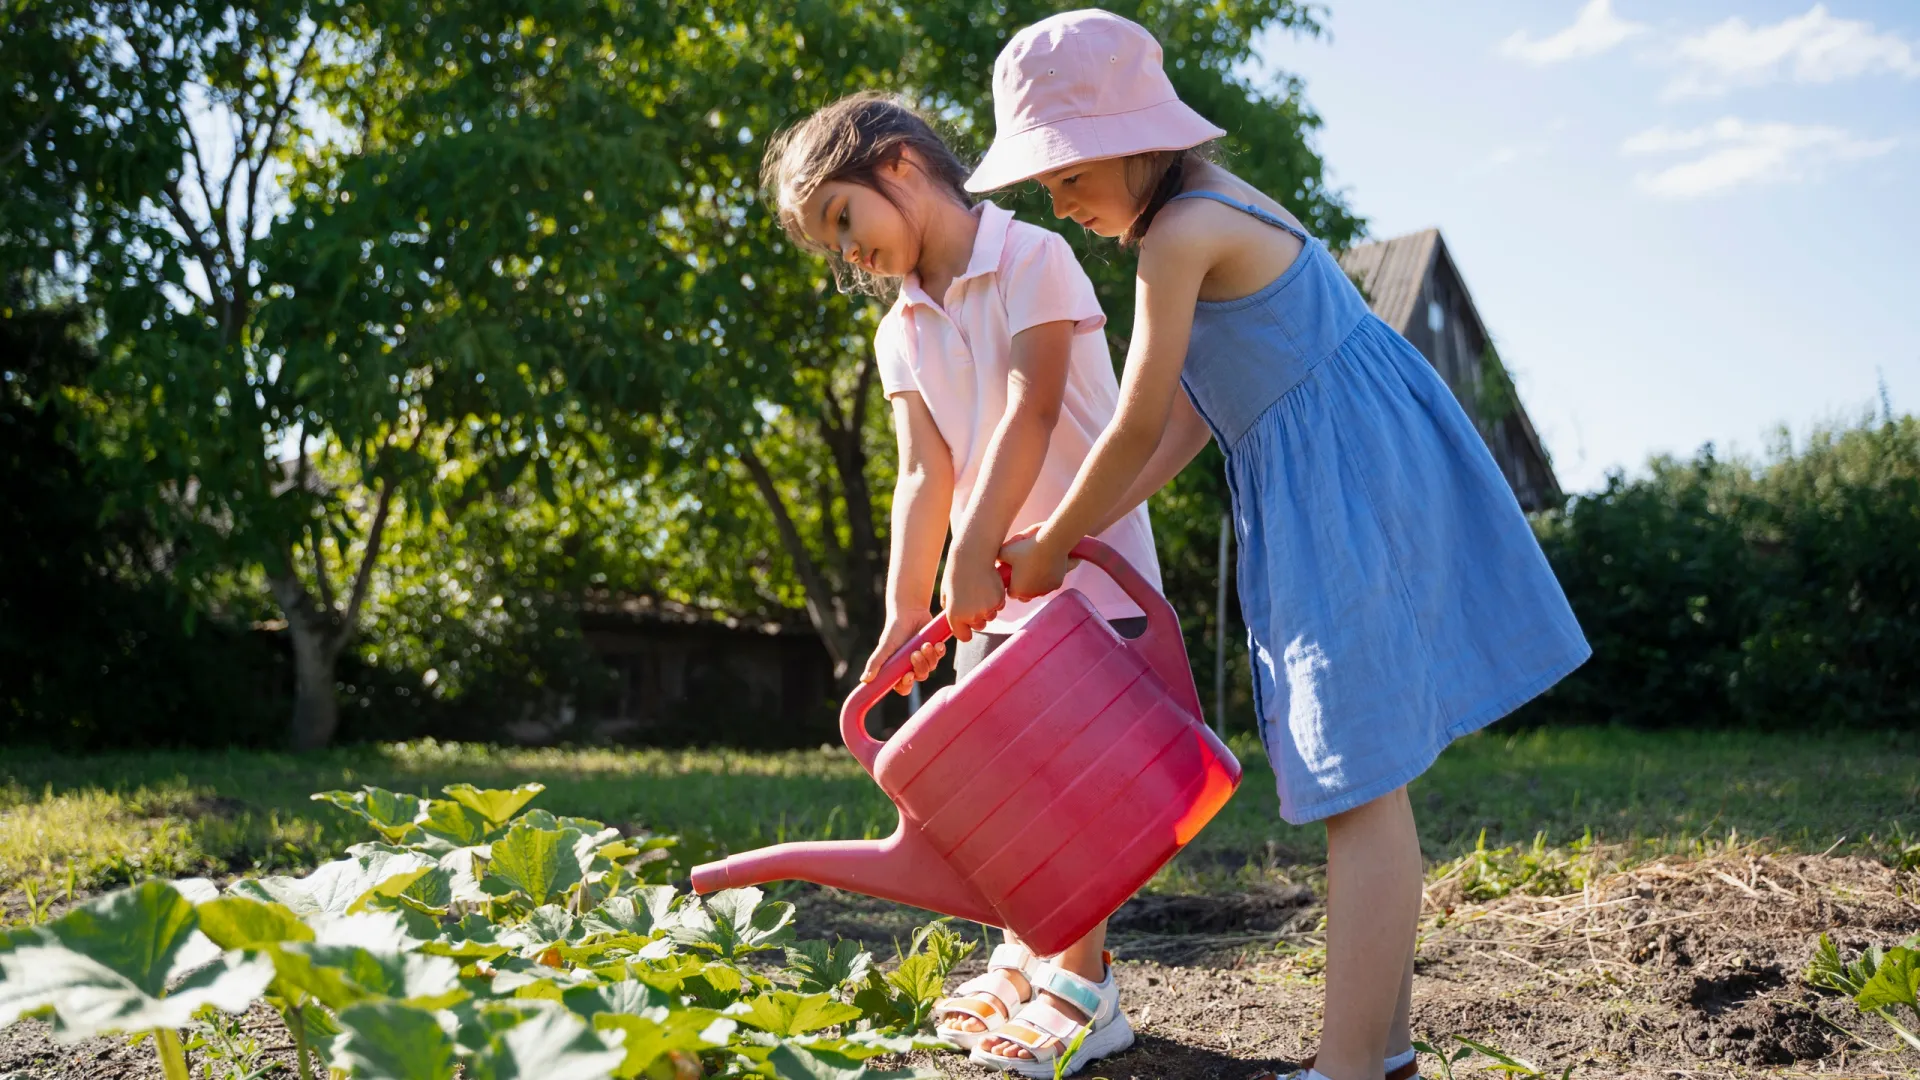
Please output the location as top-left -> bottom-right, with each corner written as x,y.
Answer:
931,942 -> 1038,1050
969,953 -> 1133,1078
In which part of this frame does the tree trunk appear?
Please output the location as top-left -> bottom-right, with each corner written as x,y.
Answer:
287,621 -> 341,751
270,572 -> 343,751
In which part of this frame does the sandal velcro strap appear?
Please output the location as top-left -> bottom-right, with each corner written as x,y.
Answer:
987,942 -> 1035,972
934,967 -> 1025,1022
1031,962 -> 1106,1020
998,999 -> 1084,1052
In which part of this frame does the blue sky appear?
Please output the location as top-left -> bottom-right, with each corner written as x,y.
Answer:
1254,1 -> 1919,493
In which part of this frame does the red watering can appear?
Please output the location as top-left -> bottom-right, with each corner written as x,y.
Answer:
690,538 -> 1241,956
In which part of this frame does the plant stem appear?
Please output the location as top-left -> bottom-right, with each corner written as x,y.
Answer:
1877,1007 -> 1920,1053
292,1005 -> 315,1080
153,1028 -> 191,1080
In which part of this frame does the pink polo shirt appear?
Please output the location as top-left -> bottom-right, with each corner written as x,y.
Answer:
875,202 -> 1162,633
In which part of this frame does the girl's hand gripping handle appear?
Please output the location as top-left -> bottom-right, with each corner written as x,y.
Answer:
842,541 -> 1200,774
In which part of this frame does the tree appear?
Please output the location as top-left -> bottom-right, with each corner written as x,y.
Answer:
617,1 -> 1362,690
3,0 -> 1357,747
3,0 -> 716,747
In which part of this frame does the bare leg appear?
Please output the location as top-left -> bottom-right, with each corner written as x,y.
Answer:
976,918 -> 1109,1059
1314,787 -> 1421,1080
1389,924 -> 1415,1059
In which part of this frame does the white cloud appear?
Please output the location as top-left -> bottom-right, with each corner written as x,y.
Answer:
1667,4 -> 1920,97
1621,117 -> 1897,198
1498,0 -> 1647,66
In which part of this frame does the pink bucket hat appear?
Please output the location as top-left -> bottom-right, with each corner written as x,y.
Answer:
966,9 -> 1226,193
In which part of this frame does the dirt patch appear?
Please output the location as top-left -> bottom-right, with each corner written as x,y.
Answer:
0,1001 -> 301,1080
3,854 -> 1916,1079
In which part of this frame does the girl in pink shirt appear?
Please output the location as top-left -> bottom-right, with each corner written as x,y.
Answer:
762,92 -> 1158,1072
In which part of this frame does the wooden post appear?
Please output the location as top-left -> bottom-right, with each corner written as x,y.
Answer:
1214,510 -> 1230,737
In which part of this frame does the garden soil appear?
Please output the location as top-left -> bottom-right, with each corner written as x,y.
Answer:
2,852 -> 1914,1079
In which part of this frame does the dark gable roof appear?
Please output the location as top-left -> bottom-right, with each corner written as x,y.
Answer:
1336,229 -> 1439,334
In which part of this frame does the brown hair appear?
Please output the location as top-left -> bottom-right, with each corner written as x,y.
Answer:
761,92 -> 972,292
1119,144 -> 1217,247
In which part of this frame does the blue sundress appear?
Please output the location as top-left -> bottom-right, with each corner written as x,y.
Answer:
1169,190 -> 1591,824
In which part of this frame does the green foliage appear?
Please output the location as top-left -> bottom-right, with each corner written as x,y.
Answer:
0,776 -> 987,1079
0,881 -> 274,1047
1806,933 -> 1920,1052
1415,1035 -> 1576,1080
3,0 -> 1355,748
0,302 -> 287,750
1525,413 -> 1920,729
1441,830 -> 1594,902
785,940 -> 876,997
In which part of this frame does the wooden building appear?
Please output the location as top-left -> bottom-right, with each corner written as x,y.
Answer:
503,594 -> 836,747
1337,230 -> 1563,511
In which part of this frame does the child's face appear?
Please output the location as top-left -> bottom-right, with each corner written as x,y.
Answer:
794,167 -> 919,279
1034,158 -> 1137,239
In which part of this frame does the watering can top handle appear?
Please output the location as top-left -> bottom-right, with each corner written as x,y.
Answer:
840,536 -> 1198,776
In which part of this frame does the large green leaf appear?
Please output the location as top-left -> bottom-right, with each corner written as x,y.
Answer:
734,991 -> 863,1037
784,941 -> 873,996
196,897 -> 315,950
484,824 -> 587,906
583,888 -> 677,938
442,783 -> 545,831
1857,947 -> 1920,1013
226,876 -> 325,919
313,787 -> 429,843
668,887 -> 794,959
595,1010 -> 736,1079
524,906 -> 585,950
884,953 -> 943,1018
417,799 -> 493,848
560,980 -> 670,1020
271,944 -> 465,1012
463,1006 -> 626,1080
0,882 -> 272,1037
244,851 -> 437,919
334,999 -> 459,1080
766,1044 -> 868,1080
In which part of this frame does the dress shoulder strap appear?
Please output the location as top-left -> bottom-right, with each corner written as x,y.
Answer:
1167,190 -> 1310,242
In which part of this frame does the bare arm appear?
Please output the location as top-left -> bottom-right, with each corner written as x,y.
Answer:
861,391 -> 955,691
943,319 -> 1073,638
1091,391 -> 1213,535
1003,224 -> 1211,598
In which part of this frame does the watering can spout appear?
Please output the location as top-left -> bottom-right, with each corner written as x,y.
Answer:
690,822 -> 1002,928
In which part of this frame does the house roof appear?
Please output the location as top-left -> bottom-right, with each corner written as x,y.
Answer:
1336,228 -> 1439,333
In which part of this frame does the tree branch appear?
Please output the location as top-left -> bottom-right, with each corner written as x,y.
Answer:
339,477 -> 395,642
739,441 -> 852,675
245,29 -> 319,254
294,434 -> 337,616
0,98 -> 62,172
159,177 -> 227,311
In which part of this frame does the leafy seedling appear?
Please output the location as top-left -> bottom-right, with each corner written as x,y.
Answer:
667,887 -> 795,961
1807,933 -> 1920,1052
1412,1037 -> 1476,1080
785,940 -> 875,997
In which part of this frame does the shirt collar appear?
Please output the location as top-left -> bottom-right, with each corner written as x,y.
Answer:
899,201 -> 1013,309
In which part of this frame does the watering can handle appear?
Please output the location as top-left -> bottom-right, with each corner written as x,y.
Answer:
840,536 -> 1200,777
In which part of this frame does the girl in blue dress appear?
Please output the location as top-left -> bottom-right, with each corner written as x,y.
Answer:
975,10 -> 1591,1080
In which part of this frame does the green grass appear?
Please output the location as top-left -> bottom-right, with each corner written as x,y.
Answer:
1,727 -> 1914,905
